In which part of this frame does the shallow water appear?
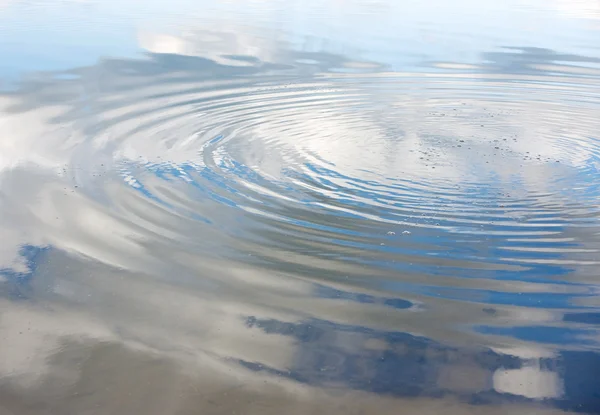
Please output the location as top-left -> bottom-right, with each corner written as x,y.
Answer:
1,0 -> 600,414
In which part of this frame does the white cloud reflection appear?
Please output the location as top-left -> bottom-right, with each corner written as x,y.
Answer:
1,2 -> 599,413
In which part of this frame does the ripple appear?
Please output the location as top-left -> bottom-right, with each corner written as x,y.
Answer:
3,48 -> 600,363
114,79 -> 598,248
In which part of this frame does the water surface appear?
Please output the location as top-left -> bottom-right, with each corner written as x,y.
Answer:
1,1 -> 600,414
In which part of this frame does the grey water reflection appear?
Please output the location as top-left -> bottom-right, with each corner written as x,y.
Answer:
2,3 -> 600,415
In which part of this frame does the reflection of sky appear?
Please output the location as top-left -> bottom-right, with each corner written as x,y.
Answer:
0,1 -> 138,81
1,1 -> 600,413
120,151 -> 598,317
0,244 -> 47,299
1,0 -> 600,80
243,315 -> 600,411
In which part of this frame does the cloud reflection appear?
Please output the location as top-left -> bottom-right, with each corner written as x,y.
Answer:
1,14 -> 600,415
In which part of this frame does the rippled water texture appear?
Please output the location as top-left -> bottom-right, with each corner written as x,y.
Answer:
2,1 -> 600,414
